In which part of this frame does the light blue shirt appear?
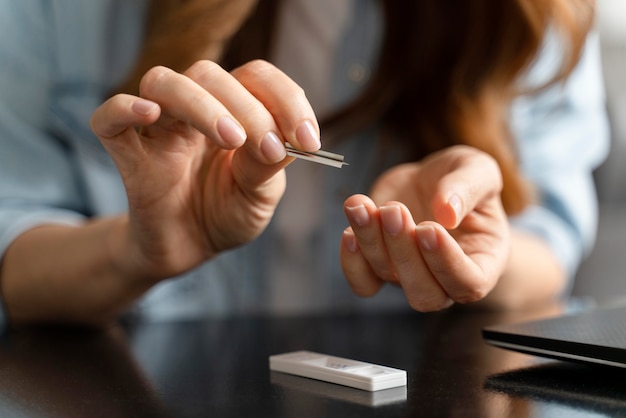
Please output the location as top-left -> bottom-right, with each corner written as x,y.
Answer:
0,1 -> 610,327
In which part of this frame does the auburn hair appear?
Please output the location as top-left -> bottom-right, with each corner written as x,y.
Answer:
118,0 -> 595,215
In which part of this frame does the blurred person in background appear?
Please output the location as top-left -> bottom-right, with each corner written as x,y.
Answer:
0,0 -> 608,328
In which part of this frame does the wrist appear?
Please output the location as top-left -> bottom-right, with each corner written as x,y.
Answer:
104,215 -> 164,288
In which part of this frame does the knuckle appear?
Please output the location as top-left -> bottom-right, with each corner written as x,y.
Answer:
186,60 -> 224,81
356,233 -> 380,252
139,66 -> 171,96
240,101 -> 269,124
465,149 -> 503,191
235,60 -> 305,96
482,155 -> 503,189
391,250 -> 414,271
240,59 -> 276,77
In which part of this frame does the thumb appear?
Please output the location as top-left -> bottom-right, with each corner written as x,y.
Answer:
90,94 -> 161,170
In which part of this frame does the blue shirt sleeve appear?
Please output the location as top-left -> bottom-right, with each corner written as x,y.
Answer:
509,31 -> 610,284
0,2 -> 89,331
0,1 -> 148,331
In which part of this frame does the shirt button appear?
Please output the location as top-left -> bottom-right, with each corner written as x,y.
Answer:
347,63 -> 368,83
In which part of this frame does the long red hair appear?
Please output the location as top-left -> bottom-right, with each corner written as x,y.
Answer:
118,0 -> 595,214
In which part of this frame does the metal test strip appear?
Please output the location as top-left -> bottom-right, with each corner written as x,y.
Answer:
285,143 -> 348,169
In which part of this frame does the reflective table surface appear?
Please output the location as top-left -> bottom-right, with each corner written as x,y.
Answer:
0,304 -> 624,417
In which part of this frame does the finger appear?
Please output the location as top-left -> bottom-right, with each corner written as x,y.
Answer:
344,195 -> 396,282
91,94 -> 161,139
340,228 -> 385,297
231,60 -> 320,152
90,94 -> 161,168
415,221 -> 498,304
186,60 -> 301,166
379,204 -> 453,311
185,61 -> 302,195
430,150 -> 503,229
139,65 -> 247,150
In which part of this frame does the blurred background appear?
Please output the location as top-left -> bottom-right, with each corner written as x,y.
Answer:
570,0 -> 626,305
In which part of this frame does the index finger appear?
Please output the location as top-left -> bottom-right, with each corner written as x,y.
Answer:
185,59 -> 319,164
139,65 -> 248,150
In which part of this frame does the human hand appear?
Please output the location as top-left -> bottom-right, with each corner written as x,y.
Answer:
340,145 -> 510,311
90,60 -> 320,281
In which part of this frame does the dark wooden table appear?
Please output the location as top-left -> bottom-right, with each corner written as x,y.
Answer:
0,304 -> 624,417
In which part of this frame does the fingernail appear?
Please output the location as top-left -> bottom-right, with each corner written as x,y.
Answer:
217,116 -> 247,147
448,194 -> 462,222
132,99 -> 158,115
416,225 -> 438,251
343,229 -> 359,253
380,205 -> 403,236
346,204 -> 370,227
260,131 -> 286,163
296,120 -> 321,151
